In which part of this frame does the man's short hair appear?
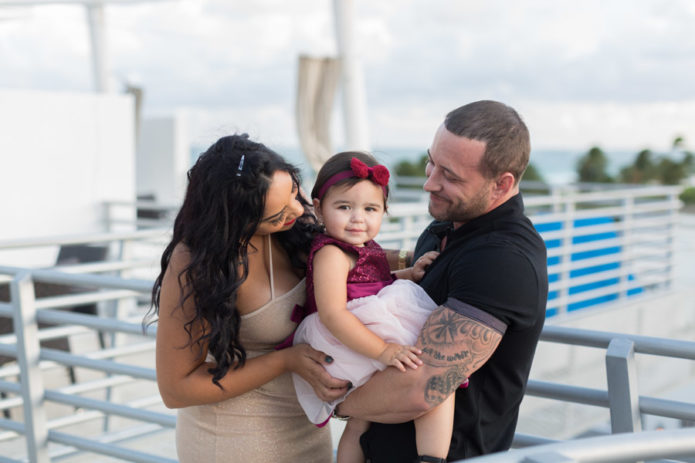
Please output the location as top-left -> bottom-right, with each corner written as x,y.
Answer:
444,100 -> 530,184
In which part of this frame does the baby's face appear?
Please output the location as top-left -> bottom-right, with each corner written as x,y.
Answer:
314,180 -> 386,247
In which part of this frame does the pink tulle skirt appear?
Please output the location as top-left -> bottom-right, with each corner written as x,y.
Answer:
292,279 -> 437,425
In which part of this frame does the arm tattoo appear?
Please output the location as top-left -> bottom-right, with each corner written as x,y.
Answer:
419,306 -> 502,405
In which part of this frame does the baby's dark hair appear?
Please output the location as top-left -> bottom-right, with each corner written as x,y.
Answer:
311,151 -> 390,209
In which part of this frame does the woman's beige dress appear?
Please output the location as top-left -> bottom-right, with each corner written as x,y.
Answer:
176,238 -> 332,462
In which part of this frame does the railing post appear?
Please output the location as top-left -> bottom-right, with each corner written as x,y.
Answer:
11,271 -> 50,463
666,190 -> 679,290
619,195 -> 634,302
402,215 -> 414,250
605,337 -> 642,434
558,194 -> 575,315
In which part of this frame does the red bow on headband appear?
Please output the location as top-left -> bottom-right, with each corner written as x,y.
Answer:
350,157 -> 390,186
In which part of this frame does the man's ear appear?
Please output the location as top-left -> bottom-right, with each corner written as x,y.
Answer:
493,172 -> 515,198
312,198 -> 322,221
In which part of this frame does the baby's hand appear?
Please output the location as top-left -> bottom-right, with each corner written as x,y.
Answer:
377,343 -> 422,372
411,251 -> 440,282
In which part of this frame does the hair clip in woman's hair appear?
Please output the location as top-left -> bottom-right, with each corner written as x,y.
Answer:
236,154 -> 246,176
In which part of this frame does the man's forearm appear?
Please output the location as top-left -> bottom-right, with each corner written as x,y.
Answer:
339,304 -> 504,423
338,365 -> 431,423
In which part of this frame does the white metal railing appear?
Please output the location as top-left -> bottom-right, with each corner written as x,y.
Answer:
460,428 -> 695,463
0,183 -> 686,461
102,184 -> 683,317
0,267 -> 171,462
0,267 -> 693,462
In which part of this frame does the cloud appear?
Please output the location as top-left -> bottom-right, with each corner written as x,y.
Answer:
1,0 -> 694,151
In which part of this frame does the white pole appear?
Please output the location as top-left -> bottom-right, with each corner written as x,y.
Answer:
85,2 -> 110,93
332,0 -> 370,151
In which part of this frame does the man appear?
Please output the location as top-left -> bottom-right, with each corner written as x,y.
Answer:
337,100 -> 549,462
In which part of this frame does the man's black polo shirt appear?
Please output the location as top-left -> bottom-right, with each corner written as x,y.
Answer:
361,193 -> 548,461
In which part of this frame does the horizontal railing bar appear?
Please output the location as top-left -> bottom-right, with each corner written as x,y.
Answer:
0,302 -> 12,317
639,396 -> 695,422
0,456 -> 22,463
56,374 -> 135,395
108,200 -> 180,209
0,266 -> 152,292
525,380 -> 609,407
48,429 -> 177,463
44,390 -> 176,428
36,309 -> 156,337
51,259 -> 158,274
532,203 -> 677,223
512,433 -> 558,448
540,325 -> 695,359
47,423 -> 172,460
45,395 -> 171,435
526,382 -> 695,422
39,348 -> 156,381
537,217 -> 677,241
0,379 -> 21,396
548,268 -> 648,292
550,280 -> 652,306
0,324 -> 93,345
549,272 -> 669,297
0,417 -> 24,433
0,342 -> 16,358
461,427 -> 695,463
34,289 -> 139,310
0,228 -> 170,250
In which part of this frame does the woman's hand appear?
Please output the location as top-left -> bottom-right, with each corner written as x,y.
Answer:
411,251 -> 440,282
285,343 -> 351,402
377,343 -> 423,372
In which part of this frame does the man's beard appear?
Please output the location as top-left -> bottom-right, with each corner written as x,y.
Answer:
428,187 -> 491,224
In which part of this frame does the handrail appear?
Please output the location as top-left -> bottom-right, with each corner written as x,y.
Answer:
0,184 -> 688,461
461,428 -> 695,463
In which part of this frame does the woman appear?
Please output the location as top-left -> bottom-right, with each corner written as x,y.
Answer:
149,134 -> 349,462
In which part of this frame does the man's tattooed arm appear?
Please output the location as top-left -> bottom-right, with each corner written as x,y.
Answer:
418,305 -> 503,406
334,304 -> 503,422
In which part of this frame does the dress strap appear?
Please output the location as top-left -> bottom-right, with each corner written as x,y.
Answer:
267,234 -> 275,300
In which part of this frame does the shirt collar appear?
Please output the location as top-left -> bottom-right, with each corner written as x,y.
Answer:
429,193 -> 525,243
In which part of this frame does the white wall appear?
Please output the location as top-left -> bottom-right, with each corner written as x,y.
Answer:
136,113 -> 190,206
0,89 -> 135,266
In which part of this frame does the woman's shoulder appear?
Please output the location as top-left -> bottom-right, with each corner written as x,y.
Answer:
166,242 -> 192,276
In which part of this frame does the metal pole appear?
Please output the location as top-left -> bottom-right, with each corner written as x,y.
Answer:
605,337 -> 642,433
11,272 -> 50,462
86,2 -> 110,92
332,0 -> 370,150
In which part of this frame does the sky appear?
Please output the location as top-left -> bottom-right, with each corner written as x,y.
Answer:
1,0 -> 695,154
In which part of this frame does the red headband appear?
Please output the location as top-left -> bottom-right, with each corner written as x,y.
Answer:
316,157 -> 390,200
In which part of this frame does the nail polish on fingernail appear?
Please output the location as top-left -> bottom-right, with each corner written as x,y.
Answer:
325,355 -> 333,363
347,382 -> 353,390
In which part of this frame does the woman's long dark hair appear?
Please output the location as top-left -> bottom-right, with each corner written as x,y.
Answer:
146,134 -> 319,387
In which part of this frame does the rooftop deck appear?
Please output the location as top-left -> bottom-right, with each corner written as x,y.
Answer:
0,184 -> 693,462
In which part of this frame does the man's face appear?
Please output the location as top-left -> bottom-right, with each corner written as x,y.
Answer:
424,124 -> 495,227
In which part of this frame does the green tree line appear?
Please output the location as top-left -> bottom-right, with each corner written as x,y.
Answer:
394,137 -> 695,204
575,137 -> 695,204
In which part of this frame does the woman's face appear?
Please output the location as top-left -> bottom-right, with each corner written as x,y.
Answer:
256,170 -> 304,235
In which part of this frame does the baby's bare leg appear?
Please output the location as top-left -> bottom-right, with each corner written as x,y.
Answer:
337,417 -> 370,463
414,394 -> 455,460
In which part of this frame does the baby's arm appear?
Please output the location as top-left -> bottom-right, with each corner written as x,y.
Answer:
392,250 -> 440,283
313,245 -> 422,372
